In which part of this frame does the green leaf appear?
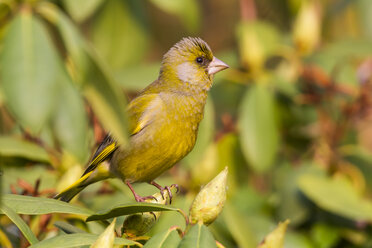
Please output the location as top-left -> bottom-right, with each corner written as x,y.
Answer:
28,233 -> 137,248
52,71 -> 89,163
0,9 -> 59,133
0,203 -> 38,245
37,2 -> 88,84
115,63 -> 161,91
54,221 -> 86,234
149,0 -> 200,33
309,39 -> 372,86
1,166 -> 57,195
146,194 -> 191,237
91,218 -> 116,248
312,39 -> 372,65
273,163 -> 324,225
342,146 -> 372,189
284,231 -> 314,248
222,203 -> 257,248
0,194 -> 93,216
0,136 -> 49,163
358,0 -> 372,39
216,133 -> 246,191
82,49 -> 129,146
143,226 -> 181,248
189,144 -> 218,186
63,0 -> 105,22
178,222 -> 217,248
298,175 -> 372,221
86,203 -> 180,222
310,223 -> 340,248
239,83 -> 279,173
38,3 -> 129,146
92,0 -> 148,69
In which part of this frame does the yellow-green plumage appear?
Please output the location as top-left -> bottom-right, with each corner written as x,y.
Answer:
55,37 -> 228,202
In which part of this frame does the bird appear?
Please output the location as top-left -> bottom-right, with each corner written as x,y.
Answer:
55,37 -> 229,203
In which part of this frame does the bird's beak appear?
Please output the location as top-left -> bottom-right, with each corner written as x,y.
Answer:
208,57 -> 229,75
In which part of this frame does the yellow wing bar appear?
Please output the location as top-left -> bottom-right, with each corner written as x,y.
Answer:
82,141 -> 117,176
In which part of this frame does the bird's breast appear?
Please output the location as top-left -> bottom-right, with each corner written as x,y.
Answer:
157,92 -> 208,157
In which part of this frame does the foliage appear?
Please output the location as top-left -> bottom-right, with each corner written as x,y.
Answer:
1,0 -> 372,247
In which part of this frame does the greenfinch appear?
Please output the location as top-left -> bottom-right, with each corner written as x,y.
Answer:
55,37 -> 229,202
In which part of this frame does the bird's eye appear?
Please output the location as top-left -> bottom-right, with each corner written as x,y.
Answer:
196,57 -> 203,64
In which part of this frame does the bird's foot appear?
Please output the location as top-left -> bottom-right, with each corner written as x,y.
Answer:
149,181 -> 179,204
134,194 -> 157,203
126,181 -> 157,202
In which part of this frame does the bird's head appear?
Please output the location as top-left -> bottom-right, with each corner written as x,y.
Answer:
160,37 -> 229,91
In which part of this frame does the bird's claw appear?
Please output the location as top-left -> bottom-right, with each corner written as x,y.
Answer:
170,184 -> 180,193
149,181 -> 180,204
164,184 -> 180,204
164,185 -> 173,204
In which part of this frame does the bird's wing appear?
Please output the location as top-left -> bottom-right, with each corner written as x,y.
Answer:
81,92 -> 162,176
80,88 -> 163,177
127,92 -> 164,136
82,135 -> 118,176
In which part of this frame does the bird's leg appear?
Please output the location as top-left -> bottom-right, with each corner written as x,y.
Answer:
126,181 -> 157,202
149,181 -> 179,204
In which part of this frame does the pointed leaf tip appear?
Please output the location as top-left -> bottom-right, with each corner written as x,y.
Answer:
258,219 -> 290,248
90,218 -> 116,248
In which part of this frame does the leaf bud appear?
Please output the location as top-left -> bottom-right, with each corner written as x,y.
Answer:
122,189 -> 169,237
293,0 -> 321,55
189,167 -> 228,225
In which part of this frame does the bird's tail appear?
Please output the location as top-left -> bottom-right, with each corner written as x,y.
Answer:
54,171 -> 94,202
54,162 -> 112,202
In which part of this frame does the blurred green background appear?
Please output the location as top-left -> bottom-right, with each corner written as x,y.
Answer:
2,0 -> 372,247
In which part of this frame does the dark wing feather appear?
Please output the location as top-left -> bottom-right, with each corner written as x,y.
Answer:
82,134 -> 118,176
